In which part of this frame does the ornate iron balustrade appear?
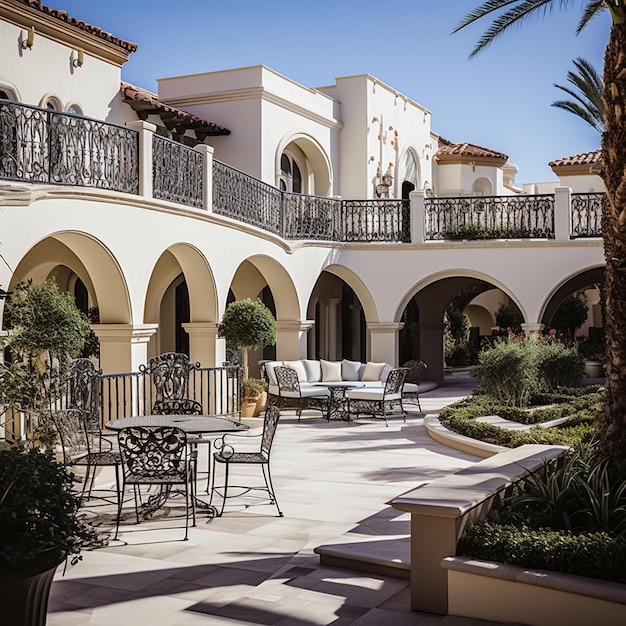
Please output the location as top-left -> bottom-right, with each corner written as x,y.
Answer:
342,199 -> 409,242
425,195 -> 555,240
282,192 -> 341,240
571,192 -> 604,238
0,100 -> 138,193
212,159 -> 283,234
153,134 -> 203,208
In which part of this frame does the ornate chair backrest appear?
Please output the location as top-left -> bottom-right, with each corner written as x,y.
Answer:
68,358 -> 101,431
53,408 -> 91,462
152,398 -> 203,415
117,426 -> 188,480
140,352 -> 200,403
274,366 -> 300,396
402,360 -> 427,385
384,368 -> 409,395
260,406 -> 281,459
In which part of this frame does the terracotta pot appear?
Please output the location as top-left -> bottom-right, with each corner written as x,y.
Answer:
240,398 -> 258,418
254,391 -> 268,416
0,554 -> 64,626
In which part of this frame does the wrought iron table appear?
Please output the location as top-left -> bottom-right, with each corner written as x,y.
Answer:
313,382 -> 364,421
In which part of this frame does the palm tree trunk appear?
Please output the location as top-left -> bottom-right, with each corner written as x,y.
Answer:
600,22 -> 626,471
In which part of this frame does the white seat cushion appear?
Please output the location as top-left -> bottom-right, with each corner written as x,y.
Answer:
403,383 -> 419,393
282,384 -> 330,399
346,388 -> 401,401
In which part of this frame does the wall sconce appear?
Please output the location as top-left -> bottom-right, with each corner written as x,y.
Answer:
21,26 -> 35,50
72,49 -> 84,68
469,161 -> 476,172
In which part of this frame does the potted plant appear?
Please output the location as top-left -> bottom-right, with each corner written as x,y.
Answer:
217,298 -> 276,416
577,336 -> 605,377
241,377 -> 268,418
0,279 -> 100,625
0,444 -> 103,625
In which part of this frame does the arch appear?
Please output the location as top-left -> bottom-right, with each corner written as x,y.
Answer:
39,93 -> 63,110
540,266 -> 604,327
65,102 -> 83,115
144,243 -> 218,357
275,132 -> 333,196
230,254 -> 300,321
9,232 -> 131,324
319,264 -> 379,323
399,146 -> 420,190
473,177 -> 493,196
0,80 -> 19,101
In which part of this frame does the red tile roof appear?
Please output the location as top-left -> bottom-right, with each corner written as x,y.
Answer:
14,0 -> 137,53
548,150 -> 601,167
121,82 -> 230,138
436,136 -> 508,161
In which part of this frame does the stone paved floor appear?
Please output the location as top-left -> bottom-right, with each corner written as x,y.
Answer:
48,372 -> 520,625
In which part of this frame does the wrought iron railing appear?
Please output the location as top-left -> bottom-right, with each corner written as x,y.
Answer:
153,134 -> 203,208
425,195 -> 556,240
0,100 -> 139,193
212,159 -> 283,234
98,365 -> 241,425
571,192 -> 604,238
213,160 -> 409,242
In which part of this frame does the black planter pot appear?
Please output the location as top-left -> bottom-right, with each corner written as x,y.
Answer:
0,554 -> 64,626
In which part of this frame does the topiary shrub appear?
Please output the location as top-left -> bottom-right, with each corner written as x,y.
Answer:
534,341 -> 584,391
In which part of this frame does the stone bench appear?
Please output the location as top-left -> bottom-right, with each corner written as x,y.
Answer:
391,444 -> 568,615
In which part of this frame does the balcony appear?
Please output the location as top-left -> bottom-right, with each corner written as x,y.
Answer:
0,101 -> 604,243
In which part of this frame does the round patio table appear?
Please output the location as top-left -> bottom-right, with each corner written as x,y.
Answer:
106,414 -> 249,434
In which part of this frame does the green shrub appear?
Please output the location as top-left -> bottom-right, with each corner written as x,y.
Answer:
458,521 -> 626,584
472,338 -> 536,407
534,342 -> 584,391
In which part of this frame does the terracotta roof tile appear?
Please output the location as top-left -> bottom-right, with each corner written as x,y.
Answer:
15,0 -> 137,52
548,150 -> 601,167
121,82 -> 230,138
436,140 -> 508,161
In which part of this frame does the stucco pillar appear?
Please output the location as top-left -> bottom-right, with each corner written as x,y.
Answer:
125,120 -> 156,199
554,186 -> 571,241
182,321 -> 222,367
92,323 -> 158,374
410,189 -> 425,243
327,298 -> 341,360
275,320 -> 315,361
367,322 -> 404,365
194,143 -> 214,213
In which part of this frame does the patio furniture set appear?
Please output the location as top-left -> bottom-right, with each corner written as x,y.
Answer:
261,357 -> 427,425
53,353 -> 282,541
53,353 -> 426,539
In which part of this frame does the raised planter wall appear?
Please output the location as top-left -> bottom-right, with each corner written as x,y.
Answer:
443,556 -> 626,626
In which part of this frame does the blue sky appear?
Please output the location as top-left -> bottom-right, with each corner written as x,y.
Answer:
48,1 -> 609,184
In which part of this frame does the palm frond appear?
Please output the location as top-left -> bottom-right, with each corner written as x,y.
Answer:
577,1 -> 607,33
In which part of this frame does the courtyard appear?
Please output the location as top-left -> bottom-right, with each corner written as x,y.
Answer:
46,372 -> 512,626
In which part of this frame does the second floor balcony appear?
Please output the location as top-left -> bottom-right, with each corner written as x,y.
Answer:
0,100 -> 604,244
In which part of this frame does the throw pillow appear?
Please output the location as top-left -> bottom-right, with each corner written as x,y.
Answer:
321,359 -> 342,382
342,359 -> 362,381
303,359 -> 322,382
283,360 -> 308,382
361,361 -> 386,381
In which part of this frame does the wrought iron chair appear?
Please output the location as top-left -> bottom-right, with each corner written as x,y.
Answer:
115,425 -> 196,540
274,365 -> 329,422
68,358 -> 101,432
53,407 -> 121,501
210,405 -> 283,517
345,367 -> 409,426
401,359 -> 428,410
139,351 -> 201,411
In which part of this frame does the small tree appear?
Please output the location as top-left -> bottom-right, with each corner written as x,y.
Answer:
550,292 -> 589,341
0,279 -> 91,447
217,298 -> 276,379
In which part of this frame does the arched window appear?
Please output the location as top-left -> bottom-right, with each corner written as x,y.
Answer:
279,152 -> 302,193
66,103 -> 83,116
473,177 -> 493,196
0,90 -> 9,100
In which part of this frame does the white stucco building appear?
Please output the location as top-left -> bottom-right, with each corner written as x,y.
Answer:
0,0 -> 605,382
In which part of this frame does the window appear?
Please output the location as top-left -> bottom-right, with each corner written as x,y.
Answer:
279,152 -> 302,193
66,103 -> 83,115
0,90 -> 9,100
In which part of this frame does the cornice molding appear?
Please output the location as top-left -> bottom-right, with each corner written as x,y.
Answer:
0,1 -> 135,67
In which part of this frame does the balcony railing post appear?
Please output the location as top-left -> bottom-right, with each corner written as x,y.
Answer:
410,189 -> 425,244
193,143 -> 214,213
554,186 -> 572,241
125,120 -> 156,199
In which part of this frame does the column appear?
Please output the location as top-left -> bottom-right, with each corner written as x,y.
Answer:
554,186 -> 571,241
410,189 -> 425,244
125,120 -> 156,199
521,323 -> 545,341
193,143 -> 214,213
91,323 -> 158,374
182,321 -> 221,367
367,322 -> 404,365
275,320 -> 315,361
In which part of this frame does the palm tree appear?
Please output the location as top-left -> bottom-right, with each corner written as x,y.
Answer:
454,1 -> 626,472
553,57 -> 605,133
